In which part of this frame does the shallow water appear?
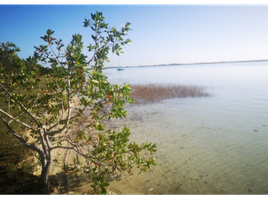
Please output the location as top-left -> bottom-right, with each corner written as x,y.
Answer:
93,62 -> 268,194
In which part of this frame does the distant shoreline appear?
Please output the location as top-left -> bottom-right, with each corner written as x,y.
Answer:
105,59 -> 268,69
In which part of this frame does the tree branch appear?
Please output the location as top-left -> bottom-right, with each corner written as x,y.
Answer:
50,45 -> 67,71
0,113 -> 43,154
0,83 -> 41,127
44,79 -> 72,136
0,108 -> 38,132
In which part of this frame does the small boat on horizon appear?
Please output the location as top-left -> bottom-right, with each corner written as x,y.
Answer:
117,68 -> 124,71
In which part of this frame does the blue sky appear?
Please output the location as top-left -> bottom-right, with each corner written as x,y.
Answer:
1,5 -> 268,67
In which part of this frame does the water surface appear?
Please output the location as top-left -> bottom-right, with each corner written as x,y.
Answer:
100,62 -> 268,194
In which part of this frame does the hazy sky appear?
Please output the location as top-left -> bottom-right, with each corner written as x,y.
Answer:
1,5 -> 268,67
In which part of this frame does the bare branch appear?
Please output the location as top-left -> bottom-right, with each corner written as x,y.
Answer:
0,108 -> 38,132
8,111 -> 25,125
0,114 -> 42,154
51,142 -> 104,166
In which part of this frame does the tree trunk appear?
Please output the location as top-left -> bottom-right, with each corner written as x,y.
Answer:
40,158 -> 52,194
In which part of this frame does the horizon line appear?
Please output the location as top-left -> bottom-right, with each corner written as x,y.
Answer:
106,59 -> 268,68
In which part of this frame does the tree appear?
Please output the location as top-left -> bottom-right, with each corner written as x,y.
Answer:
0,11 -> 156,194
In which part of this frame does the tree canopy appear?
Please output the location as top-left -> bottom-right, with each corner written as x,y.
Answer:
0,11 -> 156,194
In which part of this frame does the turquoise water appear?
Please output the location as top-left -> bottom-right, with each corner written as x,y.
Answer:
103,62 -> 268,194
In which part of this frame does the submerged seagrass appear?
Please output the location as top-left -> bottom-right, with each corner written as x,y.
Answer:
130,84 -> 211,104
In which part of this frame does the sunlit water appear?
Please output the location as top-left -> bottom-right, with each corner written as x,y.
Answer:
91,62 -> 268,194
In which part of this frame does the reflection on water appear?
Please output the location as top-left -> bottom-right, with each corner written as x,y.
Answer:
102,62 -> 268,194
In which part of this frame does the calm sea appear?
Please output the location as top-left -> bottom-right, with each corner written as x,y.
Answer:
102,61 -> 268,194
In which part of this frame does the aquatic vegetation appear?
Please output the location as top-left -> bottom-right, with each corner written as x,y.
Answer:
131,84 -> 211,104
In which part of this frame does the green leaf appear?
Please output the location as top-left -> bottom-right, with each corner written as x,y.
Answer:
124,38 -> 131,44
92,79 -> 99,84
91,35 -> 96,41
83,18 -> 91,27
91,13 -> 95,20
